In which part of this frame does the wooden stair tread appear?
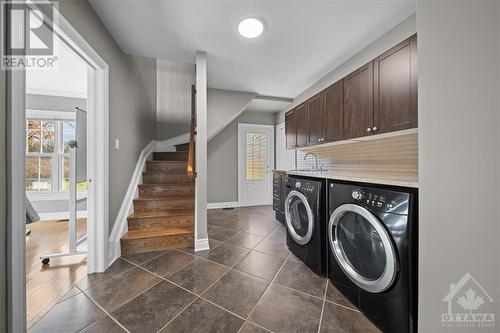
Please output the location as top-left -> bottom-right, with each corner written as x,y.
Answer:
128,210 -> 194,219
123,227 -> 193,240
143,171 -> 191,175
134,194 -> 194,201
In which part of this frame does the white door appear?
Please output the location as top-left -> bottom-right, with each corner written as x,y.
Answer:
276,122 -> 296,170
238,124 -> 274,206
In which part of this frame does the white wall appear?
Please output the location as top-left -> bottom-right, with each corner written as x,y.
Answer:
207,88 -> 257,140
276,14 -> 416,123
417,1 -> 500,332
156,59 -> 195,141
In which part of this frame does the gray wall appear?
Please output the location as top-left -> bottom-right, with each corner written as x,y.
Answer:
156,59 -> 194,141
417,1 -> 500,332
276,13 -> 416,124
208,111 -> 275,203
58,0 -> 157,232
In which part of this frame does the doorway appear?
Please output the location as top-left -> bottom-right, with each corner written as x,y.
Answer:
238,123 -> 274,206
6,2 -> 109,332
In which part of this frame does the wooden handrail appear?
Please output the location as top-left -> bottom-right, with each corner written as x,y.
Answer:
187,85 -> 196,176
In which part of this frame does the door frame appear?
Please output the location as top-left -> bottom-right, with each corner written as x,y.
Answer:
6,2 -> 109,331
237,123 -> 275,207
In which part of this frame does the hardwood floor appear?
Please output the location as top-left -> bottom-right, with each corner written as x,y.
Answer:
26,218 -> 87,328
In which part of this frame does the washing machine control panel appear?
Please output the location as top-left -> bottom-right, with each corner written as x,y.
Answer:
342,186 -> 410,215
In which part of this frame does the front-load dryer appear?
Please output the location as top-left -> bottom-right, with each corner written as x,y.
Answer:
284,176 -> 326,276
328,181 -> 418,333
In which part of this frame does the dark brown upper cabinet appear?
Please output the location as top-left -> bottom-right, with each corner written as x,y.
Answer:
343,61 -> 374,139
307,93 -> 325,145
295,103 -> 309,148
374,34 -> 418,134
324,79 -> 344,142
285,109 -> 297,150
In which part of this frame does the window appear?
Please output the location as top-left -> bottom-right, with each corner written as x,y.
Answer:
245,132 -> 267,180
26,113 -> 87,193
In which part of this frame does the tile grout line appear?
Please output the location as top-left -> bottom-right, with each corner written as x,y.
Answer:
77,289 -> 131,333
244,252 -> 292,324
317,278 -> 330,333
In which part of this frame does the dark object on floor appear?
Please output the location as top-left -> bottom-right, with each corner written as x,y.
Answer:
26,228 -> 32,236
284,176 -> 326,276
328,181 -> 418,333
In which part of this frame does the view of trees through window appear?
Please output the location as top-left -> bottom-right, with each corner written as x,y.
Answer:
26,118 -> 87,192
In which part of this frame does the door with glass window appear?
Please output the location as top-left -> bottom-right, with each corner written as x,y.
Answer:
238,124 -> 274,206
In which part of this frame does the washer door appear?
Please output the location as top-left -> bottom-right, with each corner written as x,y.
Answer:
285,190 -> 314,245
328,204 -> 397,293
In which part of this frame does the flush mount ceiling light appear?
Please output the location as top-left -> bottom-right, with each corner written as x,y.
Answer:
237,18 -> 264,39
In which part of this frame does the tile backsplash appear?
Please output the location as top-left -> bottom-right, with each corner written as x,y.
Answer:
296,133 -> 418,181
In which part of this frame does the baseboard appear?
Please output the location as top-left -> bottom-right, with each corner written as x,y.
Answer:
38,210 -> 87,221
194,238 -> 209,252
108,140 -> 157,264
155,133 -> 190,151
207,201 -> 239,209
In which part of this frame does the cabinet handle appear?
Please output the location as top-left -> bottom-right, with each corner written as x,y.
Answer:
367,128 -> 372,132
373,126 -> 378,131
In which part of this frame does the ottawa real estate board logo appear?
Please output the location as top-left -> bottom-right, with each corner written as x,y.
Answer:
442,272 -> 495,329
1,1 -> 58,70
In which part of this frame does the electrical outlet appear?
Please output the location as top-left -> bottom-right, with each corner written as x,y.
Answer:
115,139 -> 120,150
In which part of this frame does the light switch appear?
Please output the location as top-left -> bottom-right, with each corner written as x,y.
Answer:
115,139 -> 120,150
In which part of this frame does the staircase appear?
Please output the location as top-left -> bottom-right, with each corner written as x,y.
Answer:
120,144 -> 195,255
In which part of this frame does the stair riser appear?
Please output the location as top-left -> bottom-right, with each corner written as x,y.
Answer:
146,162 -> 187,172
153,152 -> 188,161
134,199 -> 195,212
138,185 -> 194,197
128,215 -> 194,231
175,143 -> 190,152
143,173 -> 193,184
121,234 -> 194,255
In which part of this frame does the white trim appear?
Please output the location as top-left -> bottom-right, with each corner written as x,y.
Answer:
108,140 -> 156,264
38,210 -> 88,221
27,190 -> 88,201
6,7 -> 27,332
237,123 -> 275,207
7,2 -> 109,331
26,108 -> 76,120
155,132 -> 189,151
194,238 -> 210,252
207,201 -> 239,209
26,87 -> 87,99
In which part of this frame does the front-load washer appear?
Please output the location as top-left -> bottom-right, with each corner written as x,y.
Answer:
284,176 -> 326,276
328,181 -> 418,333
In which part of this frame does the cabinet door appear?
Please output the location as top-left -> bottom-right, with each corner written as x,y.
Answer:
374,34 -> 417,134
324,79 -> 344,142
285,110 -> 297,150
307,93 -> 325,145
295,103 -> 308,147
343,61 -> 374,139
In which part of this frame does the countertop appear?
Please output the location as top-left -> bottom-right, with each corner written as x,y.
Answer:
286,170 -> 419,188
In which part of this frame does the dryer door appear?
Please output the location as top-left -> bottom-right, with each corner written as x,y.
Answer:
285,190 -> 314,245
329,204 -> 397,293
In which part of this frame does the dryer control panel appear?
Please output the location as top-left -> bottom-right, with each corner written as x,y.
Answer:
330,183 -> 410,215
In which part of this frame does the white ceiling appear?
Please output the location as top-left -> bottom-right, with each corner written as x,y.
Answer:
88,0 -> 415,99
244,98 -> 292,114
26,31 -> 88,99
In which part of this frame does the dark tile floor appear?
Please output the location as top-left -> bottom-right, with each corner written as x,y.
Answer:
29,205 -> 380,333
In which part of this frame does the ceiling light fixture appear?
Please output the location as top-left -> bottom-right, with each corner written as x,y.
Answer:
237,18 -> 264,39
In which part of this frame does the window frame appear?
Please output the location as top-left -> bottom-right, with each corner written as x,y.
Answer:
25,109 -> 87,200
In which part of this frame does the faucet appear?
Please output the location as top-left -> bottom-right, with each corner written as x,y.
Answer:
303,152 -> 320,171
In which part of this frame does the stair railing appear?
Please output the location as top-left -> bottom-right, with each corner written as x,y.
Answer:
187,84 -> 197,176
